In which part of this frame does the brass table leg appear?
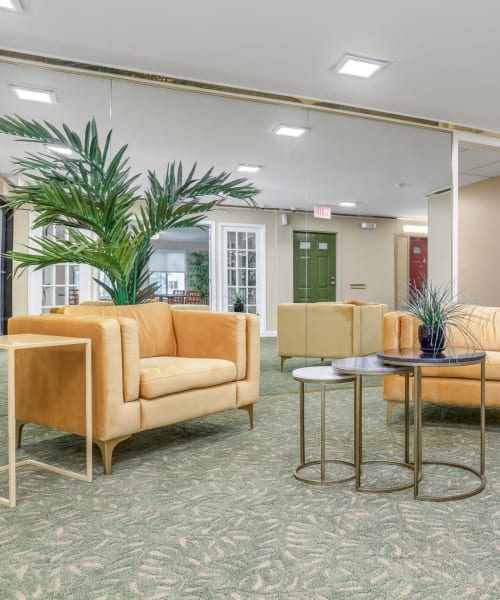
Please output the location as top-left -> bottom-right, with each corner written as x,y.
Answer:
300,382 -> 305,466
414,359 -> 486,502
355,372 -> 413,494
294,380 -> 355,486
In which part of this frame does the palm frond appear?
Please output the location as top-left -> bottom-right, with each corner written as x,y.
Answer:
1,116 -> 260,304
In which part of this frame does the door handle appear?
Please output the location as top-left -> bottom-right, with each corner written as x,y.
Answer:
330,276 -> 336,286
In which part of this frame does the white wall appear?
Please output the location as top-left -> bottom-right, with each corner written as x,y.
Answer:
428,191 -> 452,289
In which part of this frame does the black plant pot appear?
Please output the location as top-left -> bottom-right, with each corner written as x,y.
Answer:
418,324 -> 446,354
233,303 -> 244,312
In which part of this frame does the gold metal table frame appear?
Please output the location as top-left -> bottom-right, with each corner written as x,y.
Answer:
0,334 -> 92,508
292,366 -> 356,485
378,348 -> 486,502
332,356 -> 414,494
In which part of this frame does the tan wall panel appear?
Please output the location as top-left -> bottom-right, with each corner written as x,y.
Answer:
459,176 -> 500,305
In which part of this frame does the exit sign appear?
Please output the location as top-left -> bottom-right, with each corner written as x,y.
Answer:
314,205 -> 331,219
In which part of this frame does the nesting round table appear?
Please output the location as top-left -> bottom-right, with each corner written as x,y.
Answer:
292,366 -> 356,485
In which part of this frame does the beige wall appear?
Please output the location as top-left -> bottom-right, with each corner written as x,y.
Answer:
208,207 -> 416,331
458,176 -> 500,305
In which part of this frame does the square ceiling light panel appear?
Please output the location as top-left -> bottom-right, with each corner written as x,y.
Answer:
271,123 -> 309,137
9,84 -> 59,104
0,0 -> 23,11
237,164 -> 262,173
332,53 -> 390,79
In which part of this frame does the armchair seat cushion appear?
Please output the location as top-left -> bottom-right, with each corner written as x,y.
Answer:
139,356 -> 237,399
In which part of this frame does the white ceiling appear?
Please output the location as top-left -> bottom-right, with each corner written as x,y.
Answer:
1,0 -> 500,219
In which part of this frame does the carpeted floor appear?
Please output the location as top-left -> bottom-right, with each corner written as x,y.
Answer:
0,338 -> 499,599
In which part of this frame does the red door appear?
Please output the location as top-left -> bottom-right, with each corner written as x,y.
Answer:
409,237 -> 428,292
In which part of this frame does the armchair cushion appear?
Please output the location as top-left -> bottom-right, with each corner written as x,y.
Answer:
139,356 -> 237,399
62,302 -> 177,358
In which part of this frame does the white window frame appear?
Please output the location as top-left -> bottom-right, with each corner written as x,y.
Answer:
219,222 -> 266,332
27,212 -> 92,314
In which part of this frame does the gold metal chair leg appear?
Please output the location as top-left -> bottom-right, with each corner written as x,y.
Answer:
93,435 -> 131,475
280,356 -> 286,371
238,404 -> 254,429
16,420 -> 26,448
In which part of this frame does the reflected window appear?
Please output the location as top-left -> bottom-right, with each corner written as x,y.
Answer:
224,228 -> 259,314
149,250 -> 186,296
40,224 -> 80,311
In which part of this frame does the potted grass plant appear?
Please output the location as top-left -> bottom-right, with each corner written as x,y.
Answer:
232,289 -> 246,312
402,281 -> 480,354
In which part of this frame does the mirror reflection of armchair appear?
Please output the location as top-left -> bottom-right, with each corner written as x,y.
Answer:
277,301 -> 388,371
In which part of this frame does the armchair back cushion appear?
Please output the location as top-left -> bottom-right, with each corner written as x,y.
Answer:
62,302 -> 176,358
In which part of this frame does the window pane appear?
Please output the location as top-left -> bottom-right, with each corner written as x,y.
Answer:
228,232 -> 236,247
237,271 -> 247,286
248,270 -> 256,285
68,265 -> 79,285
238,252 -> 247,268
247,233 -> 256,249
166,252 -> 185,271
42,267 -> 53,285
237,232 -> 246,248
55,286 -> 66,305
228,269 -> 236,286
55,265 -> 66,285
228,250 -> 236,268
248,251 -> 256,268
168,272 -> 185,293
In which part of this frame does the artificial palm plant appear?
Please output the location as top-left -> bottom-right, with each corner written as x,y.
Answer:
0,115 -> 258,304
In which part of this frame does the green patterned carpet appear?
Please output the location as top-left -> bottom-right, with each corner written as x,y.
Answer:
0,338 -> 499,599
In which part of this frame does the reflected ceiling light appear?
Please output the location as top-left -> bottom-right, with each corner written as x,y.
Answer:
331,53 -> 390,79
337,201 -> 357,207
44,144 -> 79,159
237,164 -> 261,173
271,123 -> 309,137
402,224 -> 428,234
9,84 -> 58,104
0,0 -> 23,11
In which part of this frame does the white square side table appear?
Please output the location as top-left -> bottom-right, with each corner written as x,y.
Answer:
0,334 -> 92,508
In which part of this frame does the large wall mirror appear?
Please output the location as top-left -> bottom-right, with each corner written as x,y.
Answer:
0,59 -> 453,346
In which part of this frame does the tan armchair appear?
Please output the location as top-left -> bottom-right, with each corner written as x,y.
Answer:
9,302 -> 260,474
383,307 -> 500,423
277,300 -> 388,370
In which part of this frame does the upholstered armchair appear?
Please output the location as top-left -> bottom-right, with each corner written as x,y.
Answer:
9,302 -> 260,474
277,300 -> 388,370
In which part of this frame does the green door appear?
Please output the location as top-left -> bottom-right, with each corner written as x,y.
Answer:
293,231 -> 336,302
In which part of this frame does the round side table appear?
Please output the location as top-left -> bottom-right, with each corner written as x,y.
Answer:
292,366 -> 356,485
332,356 -> 414,493
378,348 -> 486,502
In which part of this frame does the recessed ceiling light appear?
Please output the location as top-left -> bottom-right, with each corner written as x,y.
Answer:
237,164 -> 261,173
402,224 -> 428,234
331,53 -> 389,79
271,123 -> 309,138
337,201 -> 357,208
9,84 -> 58,104
0,0 -> 23,12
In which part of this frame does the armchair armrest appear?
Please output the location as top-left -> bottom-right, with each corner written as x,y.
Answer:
7,315 -> 141,441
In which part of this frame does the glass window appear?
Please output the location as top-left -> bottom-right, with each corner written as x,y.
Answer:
224,228 -> 259,314
40,224 -> 81,312
148,250 -> 187,297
